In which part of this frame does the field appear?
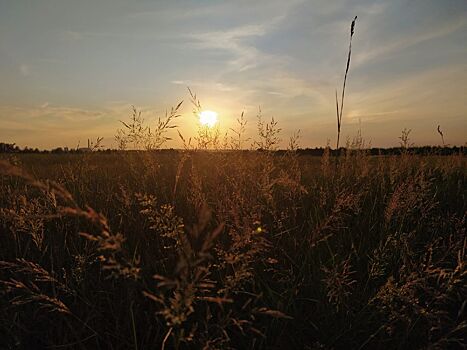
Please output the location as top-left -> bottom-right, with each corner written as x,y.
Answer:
0,149 -> 465,349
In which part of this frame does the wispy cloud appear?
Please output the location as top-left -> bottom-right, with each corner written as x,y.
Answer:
0,102 -> 135,148
171,80 -> 234,92
19,64 -> 30,76
62,30 -> 84,41
180,10 -> 328,105
348,64 -> 467,124
188,20 -> 285,72
354,16 -> 467,66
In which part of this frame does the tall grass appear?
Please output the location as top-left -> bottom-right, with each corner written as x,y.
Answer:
0,129 -> 465,349
335,16 -> 357,151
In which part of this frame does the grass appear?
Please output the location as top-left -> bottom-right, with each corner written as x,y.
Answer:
0,144 -> 465,349
335,15 -> 357,151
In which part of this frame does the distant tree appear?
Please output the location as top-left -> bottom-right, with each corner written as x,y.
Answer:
51,147 -> 64,154
0,142 -> 19,153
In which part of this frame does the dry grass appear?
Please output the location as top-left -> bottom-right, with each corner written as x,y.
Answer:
0,127 -> 465,349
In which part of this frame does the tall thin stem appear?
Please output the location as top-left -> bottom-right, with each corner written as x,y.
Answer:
336,16 -> 357,151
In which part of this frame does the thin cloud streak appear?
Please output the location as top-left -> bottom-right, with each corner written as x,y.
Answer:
354,16 -> 467,66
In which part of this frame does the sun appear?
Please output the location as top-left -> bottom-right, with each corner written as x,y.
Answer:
198,110 -> 218,128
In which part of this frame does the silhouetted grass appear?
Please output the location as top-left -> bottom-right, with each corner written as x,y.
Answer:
0,145 -> 465,349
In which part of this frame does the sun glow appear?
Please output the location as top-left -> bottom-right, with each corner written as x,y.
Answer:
199,110 -> 218,128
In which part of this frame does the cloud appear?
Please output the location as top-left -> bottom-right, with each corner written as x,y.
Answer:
178,11 -> 329,105
19,64 -> 30,76
171,80 -> 187,85
171,79 -> 234,93
347,64 -> 467,125
187,20 -> 284,72
354,15 -> 467,66
0,104 -> 125,132
62,30 -> 84,41
127,5 -> 223,22
0,102 -> 136,148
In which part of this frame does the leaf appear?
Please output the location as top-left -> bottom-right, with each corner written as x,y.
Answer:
197,296 -> 233,305
255,307 -> 293,319
119,121 -> 130,129
142,291 -> 164,304
79,232 -> 98,241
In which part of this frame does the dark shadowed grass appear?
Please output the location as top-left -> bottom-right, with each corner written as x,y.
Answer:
0,148 -> 465,349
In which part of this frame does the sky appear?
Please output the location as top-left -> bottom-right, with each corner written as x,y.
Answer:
0,0 -> 466,149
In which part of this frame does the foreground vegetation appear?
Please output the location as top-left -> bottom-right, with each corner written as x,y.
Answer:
0,146 -> 465,349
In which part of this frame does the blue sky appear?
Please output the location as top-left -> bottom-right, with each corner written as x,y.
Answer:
0,0 -> 466,149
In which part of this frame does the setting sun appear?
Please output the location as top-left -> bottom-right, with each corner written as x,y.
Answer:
199,110 -> 218,128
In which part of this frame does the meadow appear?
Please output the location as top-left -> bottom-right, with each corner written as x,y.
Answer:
0,138 -> 465,349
